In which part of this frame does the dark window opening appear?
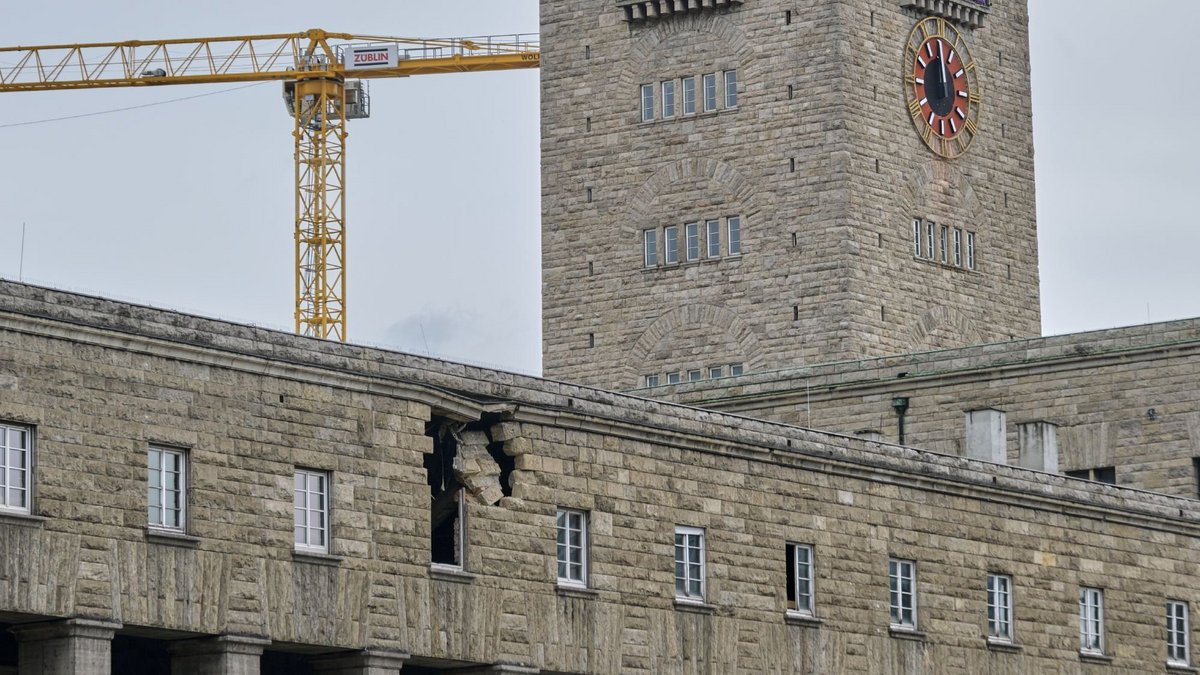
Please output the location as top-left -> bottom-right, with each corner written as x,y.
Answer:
785,10 -> 792,24
426,419 -> 465,567
111,636 -> 170,675
261,650 -> 314,675
487,436 -> 515,499
1065,466 -> 1116,485
0,624 -> 16,669
785,544 -> 796,609
1193,458 -> 1200,498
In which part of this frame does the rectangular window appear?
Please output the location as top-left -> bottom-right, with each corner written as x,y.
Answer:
687,369 -> 702,382
889,559 -> 917,629
912,219 -> 923,258
644,374 -> 660,388
727,217 -> 742,255
0,423 -> 31,514
987,573 -> 1014,642
643,229 -> 658,267
662,80 -> 676,118
730,364 -> 744,377
1066,467 -> 1116,485
1079,587 -> 1104,654
556,509 -> 588,587
667,372 -> 681,385
709,366 -> 723,379
966,231 -> 976,269
954,228 -> 963,266
147,447 -> 186,530
706,219 -> 721,258
926,222 -> 935,259
641,84 -> 655,122
685,222 -> 700,261
294,469 -> 330,553
682,76 -> 696,115
1169,600 -> 1191,666
703,73 -> 718,112
723,70 -> 738,108
939,226 -> 949,264
675,526 -> 706,601
787,543 -> 815,615
664,225 -> 679,264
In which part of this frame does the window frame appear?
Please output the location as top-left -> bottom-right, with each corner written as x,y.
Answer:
147,446 -> 187,532
723,69 -> 738,108
703,73 -> 718,112
0,422 -> 32,515
661,79 -> 677,119
1079,586 -> 1105,655
664,225 -> 680,264
666,372 -> 681,385
727,216 -> 742,256
687,369 -> 702,382
640,84 -> 655,122
644,374 -> 660,388
685,222 -> 701,261
966,231 -> 976,269
674,525 -> 707,602
787,543 -> 816,616
954,228 -> 963,266
643,228 -> 658,267
708,366 -> 723,379
925,222 -> 935,259
682,76 -> 696,115
987,573 -> 1014,642
913,219 -> 923,258
556,508 -> 589,588
939,225 -> 949,264
706,219 -> 721,258
1169,600 -> 1190,666
889,558 -> 918,630
729,364 -> 744,377
294,468 -> 331,554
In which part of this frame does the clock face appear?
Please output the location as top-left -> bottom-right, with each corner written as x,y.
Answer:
903,17 -> 981,159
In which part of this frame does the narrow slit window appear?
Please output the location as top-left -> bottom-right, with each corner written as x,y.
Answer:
427,422 -> 466,569
954,228 -> 963,266
703,73 -> 718,112
682,77 -> 696,115
723,70 -> 738,108
664,225 -> 679,264
685,222 -> 700,261
640,84 -> 655,122
913,219 -> 922,258
926,222 -> 935,259
966,231 -> 976,269
662,80 -> 677,118
939,226 -> 949,264
643,229 -> 658,267
706,219 -> 721,258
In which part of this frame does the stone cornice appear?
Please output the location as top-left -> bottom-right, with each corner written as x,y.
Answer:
1,281 -> 1199,535
618,0 -> 743,23
902,0 -> 990,29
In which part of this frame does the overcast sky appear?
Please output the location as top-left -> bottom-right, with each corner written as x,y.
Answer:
0,2 -> 1196,377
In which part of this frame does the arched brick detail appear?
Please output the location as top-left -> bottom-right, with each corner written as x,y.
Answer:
899,161 -> 989,230
628,303 -> 764,384
619,157 -> 759,234
619,12 -> 757,96
909,305 -> 985,350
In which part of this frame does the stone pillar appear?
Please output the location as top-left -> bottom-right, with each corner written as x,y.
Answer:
964,409 -> 1007,464
1018,421 -> 1059,473
11,618 -> 121,675
168,635 -> 269,675
311,650 -> 408,675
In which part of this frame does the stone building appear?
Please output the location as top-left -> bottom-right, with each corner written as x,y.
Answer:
2,281 -> 1200,675
542,0 -> 1041,391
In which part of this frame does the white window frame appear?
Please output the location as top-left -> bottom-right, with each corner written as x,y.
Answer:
966,231 -> 976,269
703,73 -> 718,112
687,369 -> 702,382
788,543 -> 815,616
664,225 -> 679,264
556,509 -> 588,588
926,222 -> 935,259
723,69 -> 738,108
1169,600 -> 1190,666
1079,587 -> 1105,655
294,468 -> 330,553
682,76 -> 696,115
644,374 -> 660,388
643,228 -> 658,267
708,366 -> 723,379
939,225 -> 949,264
685,222 -> 700,261
889,559 -> 917,629
987,573 -> 1014,642
730,364 -> 744,377
147,446 -> 186,531
913,219 -> 923,258
640,84 -> 655,122
706,219 -> 721,258
675,525 -> 706,602
0,423 -> 31,514
661,80 -> 676,118
667,372 -> 681,385
727,216 -> 742,256
954,228 -> 963,266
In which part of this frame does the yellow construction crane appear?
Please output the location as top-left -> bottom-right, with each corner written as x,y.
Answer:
0,29 -> 539,341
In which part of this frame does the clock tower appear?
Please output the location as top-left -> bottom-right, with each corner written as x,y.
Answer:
541,0 -> 1040,390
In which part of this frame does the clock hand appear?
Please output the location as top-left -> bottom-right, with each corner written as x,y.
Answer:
939,40 -> 949,101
